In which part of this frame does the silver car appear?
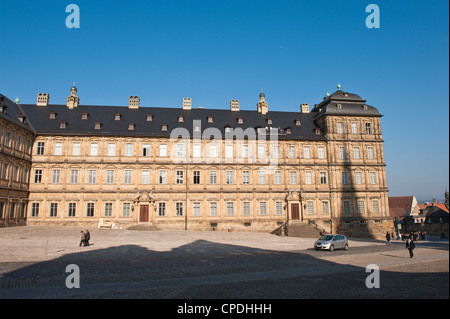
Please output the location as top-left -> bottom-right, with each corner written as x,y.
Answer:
314,234 -> 349,251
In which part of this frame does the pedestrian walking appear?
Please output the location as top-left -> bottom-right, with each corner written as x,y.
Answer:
406,237 -> 415,258
79,231 -> 86,247
85,229 -> 90,246
385,231 -> 391,245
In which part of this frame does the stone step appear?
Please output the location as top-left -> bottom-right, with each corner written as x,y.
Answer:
287,222 -> 322,238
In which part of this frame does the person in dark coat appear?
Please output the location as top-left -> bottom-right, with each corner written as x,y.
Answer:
385,232 -> 391,245
85,230 -> 90,246
406,237 -> 415,258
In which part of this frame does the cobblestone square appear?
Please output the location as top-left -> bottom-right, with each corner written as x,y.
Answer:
0,226 -> 448,299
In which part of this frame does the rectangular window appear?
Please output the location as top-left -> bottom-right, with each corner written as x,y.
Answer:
176,171 -> 184,184
87,203 -> 95,217
357,200 -> 365,214
258,170 -> 266,185
243,202 -> 250,215
37,142 -> 45,155
227,202 -> 234,216
159,170 -> 166,184
125,143 -> 133,156
225,144 -> 233,159
108,143 -> 116,156
177,143 -> 184,157
259,202 -> 267,215
305,171 -> 312,185
124,170 -> 132,184
355,171 -> 363,184
209,144 -> 217,158
303,146 -> 310,159
193,202 -> 200,216
226,171 -> 234,184
367,147 -> 374,159
31,203 -> 40,217
365,123 -> 372,134
274,171 -> 281,185
320,172 -> 327,184
54,142 -> 62,156
258,145 -> 265,159
142,170 -> 149,184
34,169 -> 43,183
143,144 -> 150,157
369,172 -> 377,184
306,201 -> 314,215
90,143 -> 98,156
337,122 -> 344,134
342,172 -> 348,185
351,122 -> 358,134
193,144 -> 201,158
68,203 -> 76,217
339,147 -> 346,159
50,203 -> 58,217
123,203 -> 131,217
176,203 -> 183,216
372,200 -> 380,214
276,202 -> 283,215
158,203 -> 165,217
273,145 -> 280,158
72,142 -> 80,156
160,144 -> 167,157
193,171 -> 200,184
106,170 -> 114,184
70,170 -> 78,184
209,171 -> 217,184
318,146 -> 325,159
322,201 -> 329,215
242,145 -> 249,158
104,203 -> 112,217
343,200 -> 351,214
354,147 -> 360,159
209,202 -> 217,216
52,169 -> 60,184
88,170 -> 96,184
242,171 -> 250,184
290,171 -> 297,185
289,146 -> 295,159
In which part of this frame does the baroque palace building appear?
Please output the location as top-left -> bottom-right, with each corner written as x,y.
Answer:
0,84 -> 392,238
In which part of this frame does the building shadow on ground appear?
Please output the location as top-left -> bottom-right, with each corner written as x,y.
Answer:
0,239 -> 448,299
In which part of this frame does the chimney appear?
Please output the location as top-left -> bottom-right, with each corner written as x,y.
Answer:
230,99 -> 240,111
183,97 -> 192,110
128,96 -> 140,109
300,103 -> 309,113
37,93 -> 50,106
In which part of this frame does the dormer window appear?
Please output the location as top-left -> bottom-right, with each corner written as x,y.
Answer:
225,126 -> 232,133
94,122 -> 101,130
0,105 -> 6,113
18,116 -> 26,123
337,104 -> 342,109
194,123 -> 201,132
267,118 -> 272,125
286,128 -> 292,134
128,123 -> 135,130
146,114 -> 152,121
363,104 -> 368,110
161,124 -> 168,131
207,116 -> 213,123
115,113 -> 121,121
49,112 -> 56,119
178,115 -> 184,123
237,117 -> 243,124
60,121 -> 67,129
315,128 -> 321,135
295,119 -> 301,126
82,113 -> 88,120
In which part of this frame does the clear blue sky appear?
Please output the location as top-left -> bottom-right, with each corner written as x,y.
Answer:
1,0 -> 448,199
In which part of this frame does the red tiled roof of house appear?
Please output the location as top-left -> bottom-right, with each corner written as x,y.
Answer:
388,196 -> 413,218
